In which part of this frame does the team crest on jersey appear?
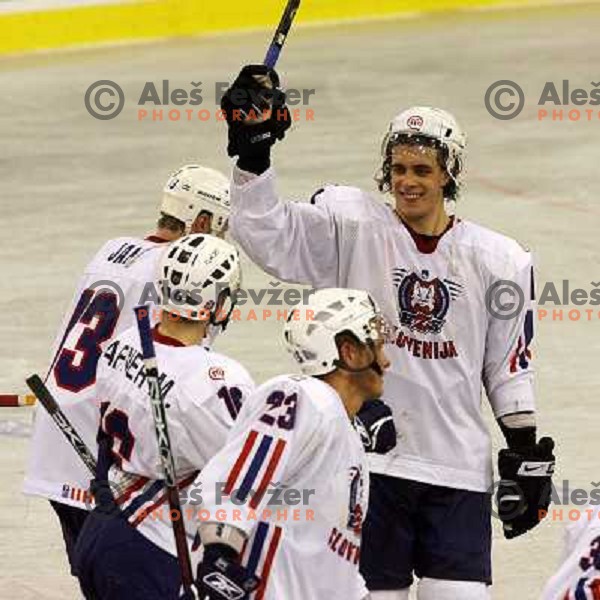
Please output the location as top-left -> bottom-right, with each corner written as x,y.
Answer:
347,466 -> 366,536
392,268 -> 463,335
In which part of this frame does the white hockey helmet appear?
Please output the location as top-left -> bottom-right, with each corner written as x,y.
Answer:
159,234 -> 241,324
283,288 -> 386,377
161,164 -> 230,234
378,106 -> 467,199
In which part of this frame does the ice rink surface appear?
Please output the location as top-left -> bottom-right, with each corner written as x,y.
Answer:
1,3 -> 599,598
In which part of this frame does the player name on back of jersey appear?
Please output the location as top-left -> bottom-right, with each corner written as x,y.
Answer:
106,241 -> 149,266
102,339 -> 175,398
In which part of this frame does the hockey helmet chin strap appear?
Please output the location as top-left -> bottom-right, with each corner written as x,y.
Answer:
209,287 -> 237,332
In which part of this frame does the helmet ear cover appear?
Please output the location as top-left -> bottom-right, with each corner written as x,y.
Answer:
377,134 -> 459,201
161,165 -> 230,234
330,330 -> 374,374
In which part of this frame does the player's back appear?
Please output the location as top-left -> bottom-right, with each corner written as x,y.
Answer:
101,325 -> 255,478
24,235 -> 170,506
100,325 -> 255,556
198,374 -> 369,599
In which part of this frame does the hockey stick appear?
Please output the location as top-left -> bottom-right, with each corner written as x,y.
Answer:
263,0 -> 301,68
25,374 -> 97,475
134,306 -> 196,596
0,393 -> 36,407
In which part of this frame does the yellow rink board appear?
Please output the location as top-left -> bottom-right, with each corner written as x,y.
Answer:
0,0 -> 572,56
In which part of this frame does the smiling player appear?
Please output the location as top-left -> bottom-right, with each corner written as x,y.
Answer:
216,64 -> 556,600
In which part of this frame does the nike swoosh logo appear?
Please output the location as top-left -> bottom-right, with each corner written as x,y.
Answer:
523,465 -> 544,472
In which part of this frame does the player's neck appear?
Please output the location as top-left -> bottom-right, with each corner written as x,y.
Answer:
396,202 -> 450,236
154,227 -> 184,242
322,373 -> 366,419
157,319 -> 206,346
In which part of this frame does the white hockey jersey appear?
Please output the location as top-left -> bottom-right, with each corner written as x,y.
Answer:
229,169 -> 536,493
24,236 -> 170,507
198,375 -> 370,600
96,325 -> 255,558
541,506 -> 600,600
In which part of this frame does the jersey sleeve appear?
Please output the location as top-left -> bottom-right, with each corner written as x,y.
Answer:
175,361 -> 256,471
228,168 -> 340,287
482,247 -> 536,418
196,377 -> 326,536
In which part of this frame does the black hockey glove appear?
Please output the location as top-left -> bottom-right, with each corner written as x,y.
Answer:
221,64 -> 291,174
496,436 -> 555,539
196,543 -> 260,600
355,399 -> 397,454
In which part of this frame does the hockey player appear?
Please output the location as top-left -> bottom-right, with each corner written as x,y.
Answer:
541,504 -> 600,599
73,233 -> 253,599
217,65 -> 556,599
23,164 -> 230,576
195,288 -> 390,600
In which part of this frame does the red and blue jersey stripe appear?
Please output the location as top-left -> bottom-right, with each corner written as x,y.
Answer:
115,471 -> 198,528
242,521 -> 283,600
224,430 -> 287,510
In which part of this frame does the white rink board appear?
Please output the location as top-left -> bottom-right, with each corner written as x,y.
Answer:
1,5 -> 600,599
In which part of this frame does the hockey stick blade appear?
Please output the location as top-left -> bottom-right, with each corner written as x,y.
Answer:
26,374 -> 97,476
264,0 -> 301,68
